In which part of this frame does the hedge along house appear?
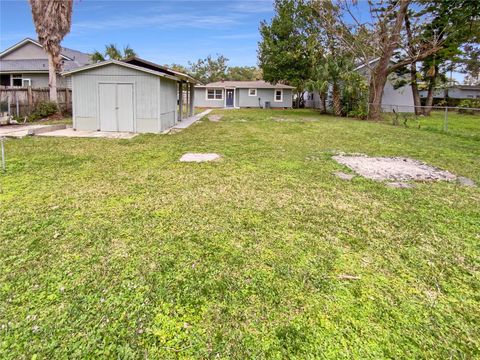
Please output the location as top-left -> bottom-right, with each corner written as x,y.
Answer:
194,80 -> 294,108
62,57 -> 199,133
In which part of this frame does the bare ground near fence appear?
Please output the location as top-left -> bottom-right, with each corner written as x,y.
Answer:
0,86 -> 72,116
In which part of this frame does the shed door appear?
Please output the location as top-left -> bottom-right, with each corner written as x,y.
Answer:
99,83 -> 117,131
98,83 -> 134,132
117,84 -> 134,132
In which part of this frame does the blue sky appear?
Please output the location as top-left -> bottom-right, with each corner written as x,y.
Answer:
1,0 -> 275,67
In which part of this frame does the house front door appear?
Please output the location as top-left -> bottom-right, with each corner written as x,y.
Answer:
226,89 -> 234,107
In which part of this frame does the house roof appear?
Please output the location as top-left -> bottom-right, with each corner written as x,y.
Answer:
61,59 -> 181,82
0,37 -> 91,73
123,56 -> 199,84
0,58 -> 89,73
196,80 -> 295,89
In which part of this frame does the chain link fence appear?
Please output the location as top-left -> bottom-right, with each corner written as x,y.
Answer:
372,104 -> 480,138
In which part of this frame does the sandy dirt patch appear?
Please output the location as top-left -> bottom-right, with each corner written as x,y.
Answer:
333,155 -> 458,182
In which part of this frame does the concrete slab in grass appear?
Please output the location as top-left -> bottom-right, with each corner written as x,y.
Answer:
179,153 -> 221,162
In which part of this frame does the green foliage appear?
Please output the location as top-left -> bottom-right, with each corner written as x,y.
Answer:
458,99 -> 480,114
91,44 -> 137,63
188,54 -> 229,84
258,0 -> 313,92
226,66 -> 262,81
27,101 -> 58,121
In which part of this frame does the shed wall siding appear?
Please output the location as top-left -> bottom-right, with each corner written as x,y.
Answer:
72,63 -> 162,132
160,77 -> 177,131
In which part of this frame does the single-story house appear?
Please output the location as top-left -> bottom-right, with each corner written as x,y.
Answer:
0,38 -> 91,88
62,57 -> 199,133
304,58 -> 415,113
419,85 -> 480,99
195,80 -> 294,108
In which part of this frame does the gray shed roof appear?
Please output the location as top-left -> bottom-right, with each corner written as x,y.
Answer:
196,80 -> 295,89
61,59 -> 180,82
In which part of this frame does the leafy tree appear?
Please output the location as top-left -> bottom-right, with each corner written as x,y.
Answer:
462,44 -> 480,85
226,66 -> 262,81
91,44 -> 137,62
258,0 -> 314,107
29,0 -> 73,103
166,63 -> 190,74
188,54 -> 229,84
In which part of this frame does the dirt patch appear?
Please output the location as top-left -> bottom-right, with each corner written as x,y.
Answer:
333,155 -> 458,182
208,115 -> 223,122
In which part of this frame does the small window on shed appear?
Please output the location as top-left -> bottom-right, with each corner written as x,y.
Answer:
248,89 -> 257,96
12,74 -> 22,87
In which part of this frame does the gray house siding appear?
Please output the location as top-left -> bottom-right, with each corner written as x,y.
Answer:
239,88 -> 292,108
194,87 -> 293,108
194,87 -> 224,108
71,63 -> 172,133
419,87 -> 480,99
1,42 -> 47,60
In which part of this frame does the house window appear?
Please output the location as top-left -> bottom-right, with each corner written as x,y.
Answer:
207,89 -> 223,100
248,89 -> 257,96
274,89 -> 283,102
22,78 -> 31,87
11,74 -> 23,87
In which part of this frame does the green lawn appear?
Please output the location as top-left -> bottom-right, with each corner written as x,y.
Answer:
1,109 -> 479,359
381,110 -> 480,140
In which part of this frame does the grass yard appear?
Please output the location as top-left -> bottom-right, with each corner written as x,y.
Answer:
381,110 -> 480,140
1,109 -> 479,359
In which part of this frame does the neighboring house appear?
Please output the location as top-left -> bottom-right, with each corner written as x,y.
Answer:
0,38 -> 91,88
62,57 -> 199,133
195,80 -> 294,108
304,58 -> 415,113
419,85 -> 480,100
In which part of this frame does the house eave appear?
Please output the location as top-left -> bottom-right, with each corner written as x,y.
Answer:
0,38 -> 73,60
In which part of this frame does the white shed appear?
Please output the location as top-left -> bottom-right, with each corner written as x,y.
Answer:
63,58 -> 198,133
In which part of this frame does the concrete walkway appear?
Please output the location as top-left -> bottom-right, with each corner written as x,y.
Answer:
0,124 -> 66,138
39,128 -> 138,139
171,109 -> 212,130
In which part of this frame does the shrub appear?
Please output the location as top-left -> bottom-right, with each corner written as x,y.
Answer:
458,99 -> 480,114
28,101 -> 58,121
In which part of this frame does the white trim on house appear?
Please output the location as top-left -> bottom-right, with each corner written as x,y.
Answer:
62,59 -> 179,82
248,89 -> 257,96
0,38 -> 73,60
205,88 -> 223,101
21,78 -> 31,86
274,89 -> 283,102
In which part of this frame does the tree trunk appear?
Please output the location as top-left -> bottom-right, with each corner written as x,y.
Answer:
320,92 -> 327,113
48,52 -> 58,103
405,12 -> 421,115
368,72 -> 388,120
410,63 -> 421,115
423,70 -> 437,116
332,82 -> 341,116
368,0 -> 410,120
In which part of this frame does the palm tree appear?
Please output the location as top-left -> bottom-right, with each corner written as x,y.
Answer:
29,0 -> 73,103
91,44 -> 137,63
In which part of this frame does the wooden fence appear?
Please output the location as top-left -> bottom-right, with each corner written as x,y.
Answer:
0,86 -> 72,116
